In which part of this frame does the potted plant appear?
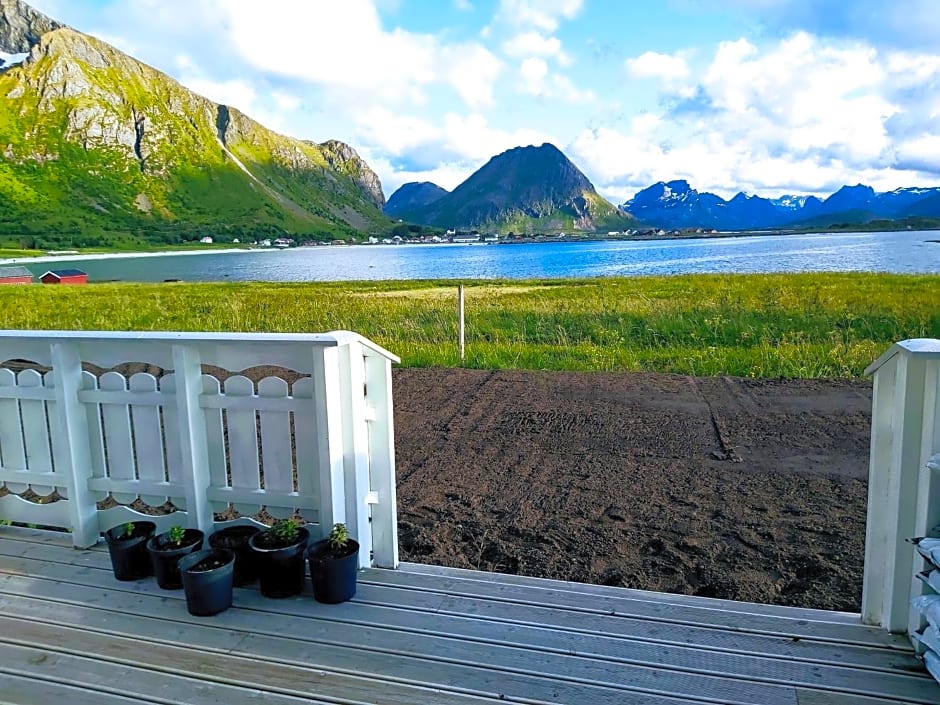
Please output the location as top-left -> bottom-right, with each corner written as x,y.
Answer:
247,518 -> 309,598
308,523 -> 360,604
104,520 -> 155,581
147,525 -> 204,589
178,547 -> 236,616
208,524 -> 260,586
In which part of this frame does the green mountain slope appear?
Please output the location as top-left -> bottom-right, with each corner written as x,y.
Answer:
0,1 -> 391,248
387,143 -> 635,232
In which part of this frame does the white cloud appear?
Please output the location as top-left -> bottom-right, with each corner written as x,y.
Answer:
502,31 -> 569,64
625,51 -> 691,81
217,0 -> 501,111
180,77 -> 257,113
272,92 -> 301,112
520,57 -> 549,85
453,0 -> 473,9
444,44 -> 504,108
496,0 -> 583,32
574,31 -> 940,199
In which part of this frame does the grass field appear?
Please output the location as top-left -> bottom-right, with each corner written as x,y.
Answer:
2,273 -> 938,377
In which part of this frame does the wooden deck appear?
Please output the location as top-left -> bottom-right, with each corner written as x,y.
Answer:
0,526 -> 937,705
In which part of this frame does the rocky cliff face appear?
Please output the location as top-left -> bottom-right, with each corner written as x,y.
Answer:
317,139 -> 386,209
0,1 -> 390,245
0,0 -> 60,52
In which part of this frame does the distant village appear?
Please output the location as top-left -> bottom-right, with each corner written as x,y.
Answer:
194,227 -> 725,249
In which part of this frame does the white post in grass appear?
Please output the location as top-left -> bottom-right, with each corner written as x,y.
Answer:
863,339 -> 940,635
458,284 -> 466,362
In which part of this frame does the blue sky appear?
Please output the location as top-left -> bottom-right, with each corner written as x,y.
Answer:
24,0 -> 940,202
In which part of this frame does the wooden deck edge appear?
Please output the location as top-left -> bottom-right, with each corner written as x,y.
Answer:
396,562 -> 864,625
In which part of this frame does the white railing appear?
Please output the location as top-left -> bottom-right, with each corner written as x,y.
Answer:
0,330 -> 400,569
863,339 -> 940,641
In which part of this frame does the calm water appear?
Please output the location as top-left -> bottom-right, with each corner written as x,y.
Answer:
15,230 -> 940,282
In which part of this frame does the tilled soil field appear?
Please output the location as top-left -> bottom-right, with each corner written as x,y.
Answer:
392,369 -> 872,611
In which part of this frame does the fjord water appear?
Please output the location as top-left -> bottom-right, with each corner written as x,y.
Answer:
20,230 -> 940,282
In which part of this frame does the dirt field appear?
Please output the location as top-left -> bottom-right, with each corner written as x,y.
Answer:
392,369 -> 872,612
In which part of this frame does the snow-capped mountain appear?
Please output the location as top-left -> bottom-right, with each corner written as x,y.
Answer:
621,182 -> 940,230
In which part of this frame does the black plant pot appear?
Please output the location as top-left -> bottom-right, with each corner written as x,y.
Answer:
308,538 -> 360,604
208,525 -> 260,586
104,521 -> 156,581
147,528 -> 204,589
248,526 -> 309,598
179,548 -> 235,616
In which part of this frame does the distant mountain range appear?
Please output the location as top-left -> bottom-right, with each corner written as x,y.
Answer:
385,143 -> 635,232
0,0 -> 391,249
622,180 -> 940,231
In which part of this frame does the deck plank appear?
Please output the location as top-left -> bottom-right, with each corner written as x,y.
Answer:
0,536 -> 915,668
0,620 -> 523,705
1,526 -> 937,705
1,550 -> 924,693
361,569 -> 908,649
399,562 -> 866,625
1,557 -> 936,704
0,568 -> 931,697
0,643 -> 340,705
0,578 -> 795,705
0,671 -> 158,705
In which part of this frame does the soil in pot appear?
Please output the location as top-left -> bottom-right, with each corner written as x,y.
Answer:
248,523 -> 310,598
208,525 -> 260,586
104,521 -> 156,581
308,538 -> 360,604
179,548 -> 235,616
147,528 -> 204,589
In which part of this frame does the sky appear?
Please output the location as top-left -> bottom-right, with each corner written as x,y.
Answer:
22,0 -> 940,203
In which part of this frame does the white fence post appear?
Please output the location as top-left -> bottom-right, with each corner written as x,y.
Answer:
365,351 -> 399,569
339,341 -> 373,568
50,342 -> 99,548
172,344 -> 214,534
313,345 -> 347,535
863,339 -> 940,634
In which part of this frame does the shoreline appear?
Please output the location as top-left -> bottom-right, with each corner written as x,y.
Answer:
0,247 -> 267,266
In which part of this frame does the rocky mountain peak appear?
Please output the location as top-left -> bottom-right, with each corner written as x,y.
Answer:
385,142 -> 632,231
0,0 -> 61,53
316,139 -> 386,209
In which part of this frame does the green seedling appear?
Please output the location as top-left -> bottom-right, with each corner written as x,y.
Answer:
328,523 -> 350,552
269,518 -> 299,544
168,525 -> 185,546
123,522 -> 135,538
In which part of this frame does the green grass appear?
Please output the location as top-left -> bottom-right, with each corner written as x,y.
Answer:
2,273 -> 938,378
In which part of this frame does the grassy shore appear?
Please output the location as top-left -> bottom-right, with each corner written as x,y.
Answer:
2,273 -> 938,377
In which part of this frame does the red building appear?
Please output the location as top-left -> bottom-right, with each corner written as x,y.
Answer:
0,266 -> 34,285
40,269 -> 88,285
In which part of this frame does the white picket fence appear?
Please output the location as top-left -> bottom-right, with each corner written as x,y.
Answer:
0,330 -> 400,569
863,339 -> 940,669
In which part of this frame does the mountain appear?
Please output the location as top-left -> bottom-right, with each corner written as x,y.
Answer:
622,181 -> 940,230
386,143 -> 635,232
0,0 -> 390,248
624,180 -> 727,228
385,182 -> 449,222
